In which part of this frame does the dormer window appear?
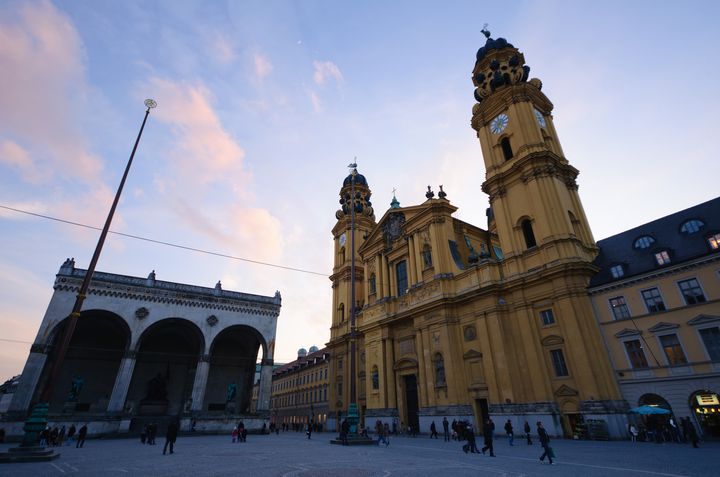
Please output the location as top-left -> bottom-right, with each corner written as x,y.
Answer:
680,219 -> 704,234
610,264 -> 625,279
634,236 -> 655,249
655,250 -> 671,266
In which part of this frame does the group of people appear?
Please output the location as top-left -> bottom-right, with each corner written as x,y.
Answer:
140,422 -> 158,445
39,423 -> 88,449
231,422 -> 248,442
628,416 -> 700,447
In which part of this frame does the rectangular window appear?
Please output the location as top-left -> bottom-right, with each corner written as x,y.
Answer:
369,274 -> 377,295
540,309 -> 555,326
655,250 -> 671,265
338,358 -> 343,369
659,334 -> 687,365
678,278 -> 706,305
623,339 -> 649,368
708,233 -> 720,250
609,296 -> 631,320
699,327 -> 720,361
337,383 -> 343,397
550,349 -> 569,377
396,260 -> 408,296
642,288 -> 666,313
610,264 -> 624,278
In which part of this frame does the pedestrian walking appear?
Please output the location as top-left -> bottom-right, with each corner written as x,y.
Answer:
148,422 -> 157,445
340,419 -> 349,446
76,424 -> 87,448
66,424 -> 76,446
430,421 -> 439,439
443,417 -> 450,442
57,426 -> 66,447
163,421 -> 178,455
537,421 -> 553,465
681,417 -> 699,448
481,419 -> 495,456
504,419 -> 514,446
306,421 -> 313,440
524,421 -> 532,445
376,420 -> 389,446
231,426 -> 238,443
629,424 -> 638,442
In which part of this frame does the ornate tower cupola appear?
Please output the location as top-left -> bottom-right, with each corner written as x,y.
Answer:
330,165 -> 376,339
470,28 -> 596,270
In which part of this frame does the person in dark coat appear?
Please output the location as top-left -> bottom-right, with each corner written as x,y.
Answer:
524,421 -> 532,445
66,424 -> 76,446
504,420 -> 514,446
681,417 -> 700,448
481,419 -> 495,456
443,417 -> 450,442
76,424 -> 88,448
537,421 -> 553,464
463,424 -> 480,453
430,421 -> 439,439
340,419 -> 350,445
163,421 -> 178,455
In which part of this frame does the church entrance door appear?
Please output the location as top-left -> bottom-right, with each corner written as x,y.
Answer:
403,374 -> 419,434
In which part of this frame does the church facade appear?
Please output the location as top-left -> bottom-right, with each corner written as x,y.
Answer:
326,34 -> 627,437
4,259 -> 280,438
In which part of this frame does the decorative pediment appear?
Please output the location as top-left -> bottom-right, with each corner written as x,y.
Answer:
648,322 -> 680,333
554,384 -> 579,397
393,357 -> 419,371
687,314 -> 720,326
463,349 -> 483,360
541,335 -> 564,347
615,328 -> 642,338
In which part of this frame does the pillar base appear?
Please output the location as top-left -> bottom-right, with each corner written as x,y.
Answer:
0,446 -> 60,463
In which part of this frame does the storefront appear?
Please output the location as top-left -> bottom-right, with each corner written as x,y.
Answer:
690,390 -> 720,439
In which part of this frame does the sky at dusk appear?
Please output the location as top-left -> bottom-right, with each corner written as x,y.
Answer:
1,0 -> 719,382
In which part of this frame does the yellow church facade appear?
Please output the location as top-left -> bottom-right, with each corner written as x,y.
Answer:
326,34 -> 627,438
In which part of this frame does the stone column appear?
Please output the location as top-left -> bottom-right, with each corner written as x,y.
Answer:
7,344 -> 48,414
407,235 -> 417,286
107,351 -> 137,413
257,358 -> 274,411
190,355 -> 211,412
381,254 -> 390,297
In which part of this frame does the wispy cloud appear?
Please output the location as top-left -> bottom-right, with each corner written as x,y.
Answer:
142,76 -> 284,262
254,53 -> 273,81
0,0 -> 104,183
309,91 -> 322,113
212,33 -> 237,64
0,140 -> 43,183
313,60 -> 343,86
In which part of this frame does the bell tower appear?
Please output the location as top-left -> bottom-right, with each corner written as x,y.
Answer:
470,32 -> 596,275
329,165 -> 375,341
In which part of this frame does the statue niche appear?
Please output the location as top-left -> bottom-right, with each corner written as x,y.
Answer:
139,371 -> 169,415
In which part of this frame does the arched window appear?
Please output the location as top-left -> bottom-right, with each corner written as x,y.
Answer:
338,303 -> 345,322
371,366 -> 379,390
369,273 -> 376,295
680,219 -> 704,234
521,219 -> 537,249
634,235 -> 655,250
500,137 -> 513,161
434,353 -> 446,386
396,260 -> 408,296
339,247 -> 345,263
421,244 -> 433,268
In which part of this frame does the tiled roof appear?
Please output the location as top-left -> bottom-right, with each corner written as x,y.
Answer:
273,347 -> 329,376
589,196 -> 720,288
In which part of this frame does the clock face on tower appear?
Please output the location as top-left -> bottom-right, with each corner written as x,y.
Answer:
339,233 -> 347,247
534,109 -> 547,128
490,113 -> 509,134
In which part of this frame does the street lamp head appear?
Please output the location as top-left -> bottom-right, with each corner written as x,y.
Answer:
144,99 -> 158,109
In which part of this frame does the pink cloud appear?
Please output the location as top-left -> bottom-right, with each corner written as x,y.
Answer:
0,0 -> 103,183
142,76 -> 284,262
309,91 -> 322,113
0,140 -> 44,183
313,60 -> 343,86
254,53 -> 273,81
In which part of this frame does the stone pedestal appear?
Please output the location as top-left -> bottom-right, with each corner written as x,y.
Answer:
138,401 -> 168,415
0,402 -> 60,463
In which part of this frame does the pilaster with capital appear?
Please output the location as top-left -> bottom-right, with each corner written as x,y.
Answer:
107,351 -> 137,413
190,355 -> 211,411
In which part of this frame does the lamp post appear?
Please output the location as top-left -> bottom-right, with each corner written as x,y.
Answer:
347,162 -> 359,435
1,100 -> 156,463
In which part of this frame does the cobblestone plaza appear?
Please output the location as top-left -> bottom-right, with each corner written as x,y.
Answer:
1,432 -> 716,476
